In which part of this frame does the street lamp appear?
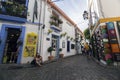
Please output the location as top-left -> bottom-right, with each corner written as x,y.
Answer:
83,10 -> 98,25
83,11 -> 88,20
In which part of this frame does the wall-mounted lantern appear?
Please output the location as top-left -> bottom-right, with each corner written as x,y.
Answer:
83,11 -> 88,20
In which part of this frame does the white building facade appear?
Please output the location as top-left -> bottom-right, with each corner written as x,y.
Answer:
0,0 -> 82,64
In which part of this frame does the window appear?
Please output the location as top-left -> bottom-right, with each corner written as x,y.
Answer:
67,41 -> 70,52
71,44 -> 75,49
62,41 -> 65,48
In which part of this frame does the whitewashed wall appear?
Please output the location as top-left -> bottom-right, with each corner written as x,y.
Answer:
0,21 -> 39,63
96,0 -> 120,18
0,0 -> 77,63
61,20 -> 76,57
41,3 -> 52,61
88,0 -> 120,20
21,23 -> 39,63
41,3 -> 76,61
27,0 -> 45,23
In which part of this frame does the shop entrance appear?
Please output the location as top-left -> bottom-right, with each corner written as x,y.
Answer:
51,35 -> 59,59
2,28 -> 21,63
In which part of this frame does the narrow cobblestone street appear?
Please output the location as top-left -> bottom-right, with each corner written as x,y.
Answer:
0,55 -> 120,80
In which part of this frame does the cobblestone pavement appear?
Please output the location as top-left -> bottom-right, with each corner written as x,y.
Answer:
0,55 -> 120,80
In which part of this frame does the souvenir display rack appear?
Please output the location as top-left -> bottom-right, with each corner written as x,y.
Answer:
91,22 -> 120,64
106,22 -> 120,62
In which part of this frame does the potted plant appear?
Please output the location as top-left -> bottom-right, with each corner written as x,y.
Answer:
59,48 -> 64,58
47,29 -> 53,35
63,32 -> 67,37
47,47 -> 54,60
58,18 -> 63,24
49,21 -> 58,26
60,33 -> 64,38
70,37 -> 73,41
60,32 -> 67,38
67,36 -> 70,39
50,15 -> 57,21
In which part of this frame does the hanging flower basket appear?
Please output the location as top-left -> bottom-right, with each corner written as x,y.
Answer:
60,32 -> 67,38
70,37 -> 73,41
58,19 -> 63,24
49,21 -> 58,26
60,33 -> 64,38
50,15 -> 58,21
67,36 -> 70,39
47,29 -> 53,35
63,32 -> 67,37
50,15 -> 63,27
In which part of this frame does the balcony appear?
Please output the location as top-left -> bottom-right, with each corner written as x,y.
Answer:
49,15 -> 63,32
0,1 -> 27,22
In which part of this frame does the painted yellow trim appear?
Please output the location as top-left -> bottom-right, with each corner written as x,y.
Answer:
99,17 -> 120,23
90,17 -> 120,37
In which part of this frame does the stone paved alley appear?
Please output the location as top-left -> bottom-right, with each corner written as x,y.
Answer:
0,55 -> 120,80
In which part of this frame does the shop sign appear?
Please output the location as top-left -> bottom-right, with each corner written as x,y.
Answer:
24,32 -> 37,57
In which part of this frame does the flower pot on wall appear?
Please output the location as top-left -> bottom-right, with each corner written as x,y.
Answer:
59,54 -> 64,58
67,36 -> 70,40
48,56 -> 54,61
47,47 -> 54,60
47,29 -> 53,35
59,48 -> 64,58
60,32 -> 67,38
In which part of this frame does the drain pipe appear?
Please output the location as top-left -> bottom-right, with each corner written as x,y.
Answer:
37,0 -> 43,55
40,0 -> 47,56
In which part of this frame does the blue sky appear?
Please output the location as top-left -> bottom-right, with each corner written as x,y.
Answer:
53,0 -> 88,32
